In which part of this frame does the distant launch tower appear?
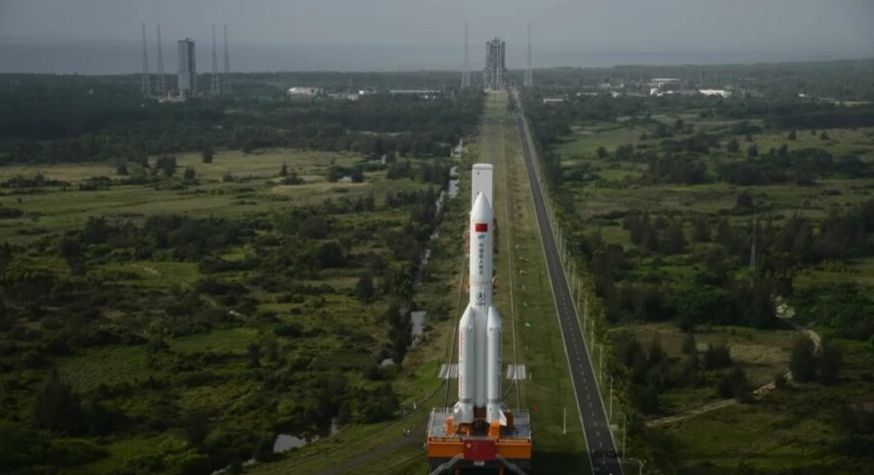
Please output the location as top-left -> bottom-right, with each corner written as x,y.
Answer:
223,25 -> 231,95
524,24 -> 534,88
484,37 -> 507,91
211,25 -> 221,96
156,24 -> 166,96
177,38 -> 197,98
461,22 -> 471,89
140,23 -> 151,97
426,164 -> 531,473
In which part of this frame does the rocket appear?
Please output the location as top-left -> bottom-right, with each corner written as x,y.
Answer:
453,164 -> 507,429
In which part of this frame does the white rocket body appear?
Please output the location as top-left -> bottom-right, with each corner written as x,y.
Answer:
453,164 -> 506,427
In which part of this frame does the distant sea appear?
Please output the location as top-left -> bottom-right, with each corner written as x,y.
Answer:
0,38 -> 867,74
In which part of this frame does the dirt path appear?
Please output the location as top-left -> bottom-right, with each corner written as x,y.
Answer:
648,300 -> 819,427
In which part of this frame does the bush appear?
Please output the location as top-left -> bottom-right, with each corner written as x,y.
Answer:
703,343 -> 732,370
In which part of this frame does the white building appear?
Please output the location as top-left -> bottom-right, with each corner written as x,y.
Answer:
651,78 -> 680,88
699,89 -> 732,98
287,87 -> 322,99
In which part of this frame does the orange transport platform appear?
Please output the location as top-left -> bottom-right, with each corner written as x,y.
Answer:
426,408 -> 532,473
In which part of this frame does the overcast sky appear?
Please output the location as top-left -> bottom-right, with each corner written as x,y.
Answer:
1,0 -> 872,72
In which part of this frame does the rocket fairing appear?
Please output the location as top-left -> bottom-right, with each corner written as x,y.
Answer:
453,164 -> 507,427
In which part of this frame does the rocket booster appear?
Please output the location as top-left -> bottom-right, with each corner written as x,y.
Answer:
453,164 -> 506,427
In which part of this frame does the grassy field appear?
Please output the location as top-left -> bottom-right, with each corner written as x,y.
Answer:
649,337 -> 874,474
0,142 -> 465,475
0,148 -> 404,244
615,323 -> 798,412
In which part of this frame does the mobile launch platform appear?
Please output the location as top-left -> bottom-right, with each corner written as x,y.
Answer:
426,164 -> 532,474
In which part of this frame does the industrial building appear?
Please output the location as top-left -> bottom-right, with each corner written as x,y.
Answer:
427,164 -> 531,474
177,38 -> 196,98
483,38 -> 507,91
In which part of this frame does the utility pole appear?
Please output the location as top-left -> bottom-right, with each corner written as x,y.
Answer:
563,406 -> 567,434
598,344 -> 604,383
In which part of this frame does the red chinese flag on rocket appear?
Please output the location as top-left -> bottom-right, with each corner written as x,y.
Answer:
475,223 -> 488,233
463,439 -> 496,461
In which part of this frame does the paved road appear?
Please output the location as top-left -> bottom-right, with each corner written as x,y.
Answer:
513,99 -> 625,475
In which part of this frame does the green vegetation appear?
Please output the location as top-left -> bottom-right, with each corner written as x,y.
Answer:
0,76 -> 479,475
523,60 -> 874,474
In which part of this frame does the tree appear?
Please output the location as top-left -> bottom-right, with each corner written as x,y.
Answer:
183,411 -> 209,448
664,221 -> 687,254
639,384 -> 659,414
201,143 -> 214,163
246,342 -> 261,368
817,340 -> 843,385
691,216 -> 711,242
155,155 -> 177,176
596,146 -> 608,159
183,167 -> 197,181
647,338 -> 665,366
789,337 -> 816,383
820,131 -> 830,141
279,163 -> 288,177
774,372 -> 788,390
682,333 -> 697,355
747,144 -> 759,158
703,343 -> 732,370
355,275 -> 375,303
735,191 -> 754,211
32,370 -> 81,434
726,137 -> 740,153
716,366 -> 750,401
351,167 -> 364,183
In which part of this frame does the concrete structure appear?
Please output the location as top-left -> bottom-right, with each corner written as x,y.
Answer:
484,37 -> 507,90
427,164 -> 531,473
177,38 -> 196,98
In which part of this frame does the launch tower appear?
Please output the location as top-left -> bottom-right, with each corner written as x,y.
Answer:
427,164 -> 531,474
483,38 -> 507,91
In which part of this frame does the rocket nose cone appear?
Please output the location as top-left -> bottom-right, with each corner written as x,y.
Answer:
472,192 -> 493,223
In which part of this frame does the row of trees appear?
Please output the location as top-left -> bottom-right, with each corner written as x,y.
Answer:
0,88 -> 483,164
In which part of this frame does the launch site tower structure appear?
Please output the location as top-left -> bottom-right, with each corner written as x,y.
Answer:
426,164 -> 531,474
483,38 -> 507,91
